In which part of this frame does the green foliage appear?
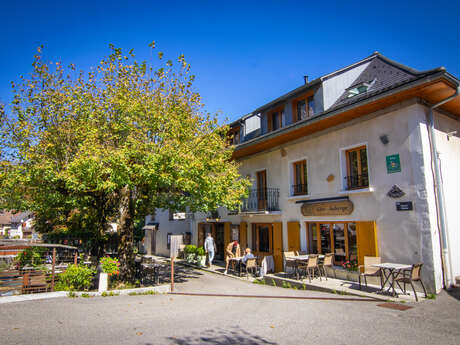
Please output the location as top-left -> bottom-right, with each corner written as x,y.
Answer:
0,261 -> 10,271
281,281 -> 292,289
67,291 -> 78,298
127,289 -> 158,296
252,279 -> 266,285
271,279 -> 277,287
101,291 -> 119,297
100,256 -> 120,276
55,264 -> 95,291
184,245 -> 197,254
426,293 -> 436,300
196,246 -> 206,256
16,246 -> 45,268
81,293 -> 91,298
0,43 -> 251,280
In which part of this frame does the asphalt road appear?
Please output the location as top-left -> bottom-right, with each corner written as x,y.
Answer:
1,269 -> 459,345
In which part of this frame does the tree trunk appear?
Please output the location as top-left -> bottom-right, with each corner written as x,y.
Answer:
117,186 -> 136,282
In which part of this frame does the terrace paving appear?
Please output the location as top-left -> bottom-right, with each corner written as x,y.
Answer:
0,268 -> 459,345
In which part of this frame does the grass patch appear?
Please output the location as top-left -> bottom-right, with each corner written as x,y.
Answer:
252,279 -> 266,285
127,290 -> 158,296
426,293 -> 436,300
67,291 -> 78,298
101,291 -> 120,297
80,293 -> 92,298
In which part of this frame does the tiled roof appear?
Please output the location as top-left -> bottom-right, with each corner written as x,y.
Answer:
329,56 -> 422,110
0,211 -> 13,225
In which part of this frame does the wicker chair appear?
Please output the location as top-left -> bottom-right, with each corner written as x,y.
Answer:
244,258 -> 258,279
319,253 -> 334,280
394,263 -> 427,301
283,251 -> 297,276
358,256 -> 383,290
299,254 -> 321,282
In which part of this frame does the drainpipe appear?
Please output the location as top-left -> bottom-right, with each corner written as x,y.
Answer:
427,86 -> 460,289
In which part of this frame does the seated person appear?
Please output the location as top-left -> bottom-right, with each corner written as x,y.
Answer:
241,248 -> 255,265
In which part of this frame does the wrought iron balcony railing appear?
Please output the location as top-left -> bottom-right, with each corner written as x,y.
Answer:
291,184 -> 308,196
240,188 -> 280,212
344,174 -> 369,190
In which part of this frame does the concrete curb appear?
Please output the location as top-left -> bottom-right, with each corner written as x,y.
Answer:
0,285 -> 170,304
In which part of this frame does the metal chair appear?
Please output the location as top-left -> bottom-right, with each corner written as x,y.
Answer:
358,256 -> 383,290
394,263 -> 427,301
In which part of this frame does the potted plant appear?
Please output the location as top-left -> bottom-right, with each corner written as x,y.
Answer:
99,256 -> 120,292
196,246 -> 206,267
184,245 -> 197,264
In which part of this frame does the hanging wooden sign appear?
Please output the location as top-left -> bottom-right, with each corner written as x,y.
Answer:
301,199 -> 354,216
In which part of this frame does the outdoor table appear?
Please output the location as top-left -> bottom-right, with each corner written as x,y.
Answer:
372,263 -> 412,297
285,255 -> 324,280
228,257 -> 243,277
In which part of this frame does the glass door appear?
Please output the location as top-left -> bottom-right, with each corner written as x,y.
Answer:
319,224 -> 332,254
333,223 -> 346,265
256,170 -> 267,210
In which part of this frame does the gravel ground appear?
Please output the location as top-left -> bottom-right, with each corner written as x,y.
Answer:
1,269 -> 459,345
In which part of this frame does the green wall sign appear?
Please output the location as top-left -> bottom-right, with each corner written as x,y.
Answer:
386,154 -> 401,174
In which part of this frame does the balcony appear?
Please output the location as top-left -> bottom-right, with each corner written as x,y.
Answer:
240,188 -> 280,213
344,174 -> 369,190
291,184 -> 308,196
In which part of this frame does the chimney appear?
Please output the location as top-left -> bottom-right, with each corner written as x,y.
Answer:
303,75 -> 308,84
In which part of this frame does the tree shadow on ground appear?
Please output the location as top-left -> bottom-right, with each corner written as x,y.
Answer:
157,264 -> 204,284
145,327 -> 277,345
446,286 -> 460,301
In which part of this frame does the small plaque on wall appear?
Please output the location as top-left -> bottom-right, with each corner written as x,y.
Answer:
396,201 -> 413,211
386,154 -> 401,174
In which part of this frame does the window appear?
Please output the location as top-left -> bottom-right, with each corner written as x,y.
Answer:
167,232 -> 172,249
296,100 -> 307,121
292,160 -> 308,195
345,146 -> 369,190
306,222 -> 359,266
307,96 -> 315,116
346,80 -> 375,98
267,109 -> 283,132
293,94 -> 315,122
252,224 -> 272,253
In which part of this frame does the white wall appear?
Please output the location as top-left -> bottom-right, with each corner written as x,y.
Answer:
433,112 -> 460,284
147,210 -> 191,257
234,101 -> 442,292
322,61 -> 370,110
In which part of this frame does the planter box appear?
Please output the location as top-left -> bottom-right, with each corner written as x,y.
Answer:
325,267 -> 359,282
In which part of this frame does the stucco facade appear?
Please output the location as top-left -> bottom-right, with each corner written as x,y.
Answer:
148,53 -> 460,293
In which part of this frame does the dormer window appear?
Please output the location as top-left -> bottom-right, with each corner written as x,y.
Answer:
346,79 -> 376,98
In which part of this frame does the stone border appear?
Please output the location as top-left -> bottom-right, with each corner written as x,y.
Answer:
0,284 -> 170,304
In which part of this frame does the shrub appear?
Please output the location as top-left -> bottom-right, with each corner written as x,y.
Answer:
99,256 -> 120,276
16,246 -> 45,267
55,264 -> 95,291
196,246 -> 206,256
184,245 -> 197,254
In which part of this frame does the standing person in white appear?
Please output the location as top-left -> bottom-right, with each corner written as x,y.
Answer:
204,232 -> 217,267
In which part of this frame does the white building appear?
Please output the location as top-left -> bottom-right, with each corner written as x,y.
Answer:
148,53 -> 460,293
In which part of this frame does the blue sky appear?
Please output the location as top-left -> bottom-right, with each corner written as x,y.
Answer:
1,1 -> 459,123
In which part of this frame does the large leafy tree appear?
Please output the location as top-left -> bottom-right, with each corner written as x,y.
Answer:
0,43 -> 249,280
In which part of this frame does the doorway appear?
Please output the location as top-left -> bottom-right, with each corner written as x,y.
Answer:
256,170 -> 267,210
